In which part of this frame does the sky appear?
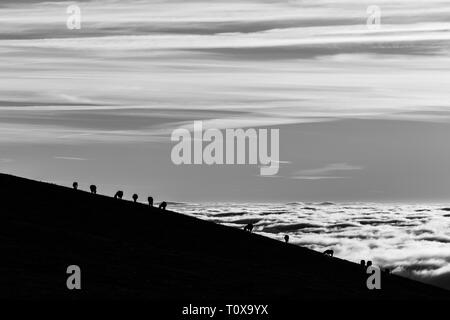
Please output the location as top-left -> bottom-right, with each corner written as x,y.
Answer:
1,0 -> 450,203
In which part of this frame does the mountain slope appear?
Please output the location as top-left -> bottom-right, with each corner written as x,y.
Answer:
0,173 -> 449,300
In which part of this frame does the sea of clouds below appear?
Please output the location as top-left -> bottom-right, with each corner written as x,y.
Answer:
171,202 -> 450,290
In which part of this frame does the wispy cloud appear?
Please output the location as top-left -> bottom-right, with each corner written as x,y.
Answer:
292,176 -> 349,180
1,0 -> 450,139
292,163 -> 363,180
53,156 -> 88,161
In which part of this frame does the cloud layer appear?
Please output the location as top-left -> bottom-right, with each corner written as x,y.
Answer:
1,0 -> 450,144
177,201 -> 450,290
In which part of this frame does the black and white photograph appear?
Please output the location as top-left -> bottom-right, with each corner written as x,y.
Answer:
1,0 -> 450,314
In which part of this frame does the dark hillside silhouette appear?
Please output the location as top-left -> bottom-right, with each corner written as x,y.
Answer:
0,173 -> 449,300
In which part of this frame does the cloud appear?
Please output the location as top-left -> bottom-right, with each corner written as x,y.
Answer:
53,156 -> 88,161
418,236 -> 450,243
1,0 -> 450,135
296,163 -> 364,175
292,163 -> 363,180
175,202 -> 450,290
291,176 -> 348,180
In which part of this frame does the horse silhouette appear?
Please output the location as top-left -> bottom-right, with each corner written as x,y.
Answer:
244,223 -> 253,232
132,194 -> 138,203
284,235 -> 289,243
72,182 -> 78,190
323,249 -> 334,257
148,196 -> 153,206
159,201 -> 167,210
114,191 -> 123,199
90,185 -> 97,194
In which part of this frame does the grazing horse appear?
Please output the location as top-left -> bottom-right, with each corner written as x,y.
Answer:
244,223 -> 253,233
90,185 -> 97,194
323,249 -> 334,257
114,190 -> 123,199
159,201 -> 167,210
